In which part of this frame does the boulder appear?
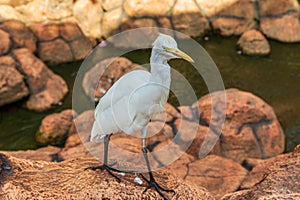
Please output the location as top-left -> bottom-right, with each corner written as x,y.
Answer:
221,145 -> 300,199
73,0 -> 102,38
12,48 -> 68,111
172,0 -> 210,38
258,0 -> 300,42
237,30 -> 270,56
185,155 -> 248,199
0,154 -> 215,200
123,0 -> 174,17
32,22 -> 93,64
0,29 -> 11,54
1,20 -> 37,52
0,56 -> 29,106
0,146 -> 62,162
36,109 -> 76,144
191,88 -> 285,163
82,57 -> 146,100
196,0 -> 256,36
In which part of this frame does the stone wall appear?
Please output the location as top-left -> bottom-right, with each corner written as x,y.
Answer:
0,0 -> 299,42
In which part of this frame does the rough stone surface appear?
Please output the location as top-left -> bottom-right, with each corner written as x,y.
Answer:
12,48 -> 68,111
73,0 -> 102,38
211,18 -> 256,36
221,145 -> 300,200
199,0 -> 256,36
0,29 -> 11,54
191,88 -> 285,163
82,57 -> 146,100
30,23 -> 60,42
0,146 -> 62,162
172,0 -> 210,38
0,154 -> 215,199
36,109 -> 76,144
260,13 -> 300,42
123,0 -> 174,17
0,5 -> 24,22
38,38 -> 73,64
237,30 -> 270,56
258,0 -> 299,17
101,7 -> 123,38
186,155 -> 248,199
1,20 -> 37,52
0,57 -> 29,106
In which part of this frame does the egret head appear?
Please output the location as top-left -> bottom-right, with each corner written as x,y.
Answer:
152,33 -> 194,63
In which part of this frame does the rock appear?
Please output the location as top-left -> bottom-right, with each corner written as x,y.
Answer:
237,30 -> 270,56
38,38 -> 73,64
101,7 -> 124,38
1,20 -> 37,52
197,0 -> 256,36
221,145 -> 300,199
12,48 -> 68,111
82,57 -> 146,100
0,146 -> 62,162
32,22 -> 93,64
73,0 -> 102,38
0,5 -> 25,22
240,154 -> 288,189
191,88 -> 285,163
0,29 -> 11,54
258,0 -> 299,17
172,0 -> 210,38
123,0 -> 174,17
0,154 -> 215,200
102,0 -> 123,11
36,109 -> 76,144
185,155 -> 248,199
260,13 -> 300,42
211,17 -> 256,36
0,56 -> 29,106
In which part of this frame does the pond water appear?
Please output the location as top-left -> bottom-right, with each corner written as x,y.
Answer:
0,35 -> 299,152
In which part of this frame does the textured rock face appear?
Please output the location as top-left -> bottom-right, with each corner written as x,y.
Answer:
0,154 -> 215,200
200,0 -> 257,36
259,0 -> 300,42
0,29 -> 11,54
237,30 -> 270,56
36,109 -> 76,144
0,56 -> 29,106
1,20 -> 37,52
82,57 -> 146,100
221,145 -> 300,200
12,48 -> 68,111
31,22 -> 93,64
190,88 -> 285,163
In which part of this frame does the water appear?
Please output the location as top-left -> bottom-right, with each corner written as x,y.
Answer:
0,35 -> 299,151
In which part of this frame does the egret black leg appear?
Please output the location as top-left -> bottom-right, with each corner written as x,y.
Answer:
141,136 -> 175,200
85,134 -> 121,182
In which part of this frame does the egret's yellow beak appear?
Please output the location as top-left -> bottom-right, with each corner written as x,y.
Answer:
163,46 -> 194,63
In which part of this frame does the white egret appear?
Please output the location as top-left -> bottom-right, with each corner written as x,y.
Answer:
86,33 -> 194,199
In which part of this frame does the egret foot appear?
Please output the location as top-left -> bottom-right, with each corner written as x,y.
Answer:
141,174 -> 175,200
85,164 -> 121,182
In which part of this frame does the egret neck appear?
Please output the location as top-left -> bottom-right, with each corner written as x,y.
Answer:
149,50 -> 171,89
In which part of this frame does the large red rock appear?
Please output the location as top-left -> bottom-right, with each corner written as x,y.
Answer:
237,30 -> 270,56
185,155 -> 248,199
36,109 -> 76,144
221,145 -> 300,199
1,20 -> 37,52
12,48 -> 68,111
0,56 -> 29,106
191,88 -> 285,163
0,154 -> 215,200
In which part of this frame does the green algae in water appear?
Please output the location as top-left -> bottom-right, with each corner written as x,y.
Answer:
0,36 -> 299,152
